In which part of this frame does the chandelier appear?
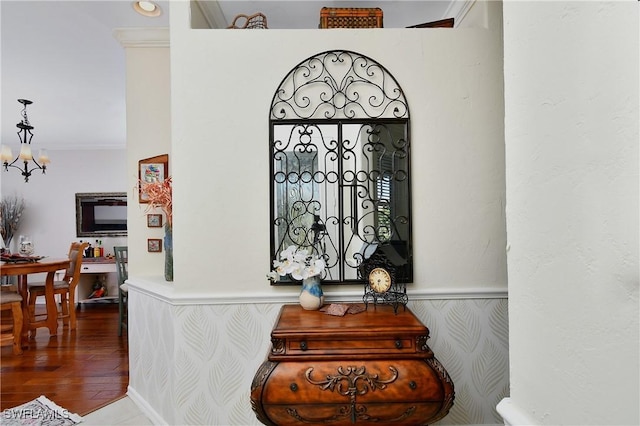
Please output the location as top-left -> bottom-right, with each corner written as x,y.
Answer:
1,99 -> 49,183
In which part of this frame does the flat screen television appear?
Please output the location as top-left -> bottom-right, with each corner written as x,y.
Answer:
75,192 -> 127,237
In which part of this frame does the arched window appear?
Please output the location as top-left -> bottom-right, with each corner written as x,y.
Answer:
270,50 -> 412,284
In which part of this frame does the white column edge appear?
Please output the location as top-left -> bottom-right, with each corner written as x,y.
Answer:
497,398 -> 537,426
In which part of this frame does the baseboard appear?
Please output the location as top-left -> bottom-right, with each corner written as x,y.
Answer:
496,397 -> 536,425
127,386 -> 167,426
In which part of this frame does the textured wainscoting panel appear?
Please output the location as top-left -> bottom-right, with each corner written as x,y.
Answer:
128,293 -> 508,425
173,303 -> 282,425
409,299 -> 510,425
128,290 -> 177,425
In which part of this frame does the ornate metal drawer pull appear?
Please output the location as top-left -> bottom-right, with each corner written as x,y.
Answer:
409,381 -> 417,390
395,339 -> 402,349
305,365 -> 398,395
300,341 -> 307,351
290,383 -> 298,392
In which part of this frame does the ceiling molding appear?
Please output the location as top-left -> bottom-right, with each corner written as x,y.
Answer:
113,27 -> 170,48
43,144 -> 126,151
443,0 -> 475,27
193,0 -> 228,29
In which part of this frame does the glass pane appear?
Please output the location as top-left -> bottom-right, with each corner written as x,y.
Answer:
271,121 -> 411,284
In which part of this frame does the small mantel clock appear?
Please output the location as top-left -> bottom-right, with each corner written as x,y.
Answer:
360,247 -> 408,314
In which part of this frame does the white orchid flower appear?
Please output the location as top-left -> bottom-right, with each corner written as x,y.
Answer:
270,245 -> 326,282
280,245 -> 298,260
273,259 -> 293,276
306,257 -> 326,277
266,271 -> 278,281
290,264 -> 306,280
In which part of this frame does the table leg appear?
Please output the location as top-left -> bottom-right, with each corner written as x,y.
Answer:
17,275 -> 30,345
44,271 -> 57,336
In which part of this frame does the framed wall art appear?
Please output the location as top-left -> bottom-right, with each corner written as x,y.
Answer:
139,154 -> 169,203
147,238 -> 162,253
147,214 -> 163,228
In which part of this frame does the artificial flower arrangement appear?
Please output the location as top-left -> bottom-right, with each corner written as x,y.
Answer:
267,244 -> 326,282
0,195 -> 25,249
140,176 -> 172,226
139,176 -> 174,281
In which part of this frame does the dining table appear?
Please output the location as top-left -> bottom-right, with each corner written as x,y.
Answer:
0,257 -> 70,342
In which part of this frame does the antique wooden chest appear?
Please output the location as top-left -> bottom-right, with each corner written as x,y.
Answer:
251,304 -> 454,425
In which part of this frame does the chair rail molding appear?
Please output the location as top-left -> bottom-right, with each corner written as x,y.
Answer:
126,276 -> 507,306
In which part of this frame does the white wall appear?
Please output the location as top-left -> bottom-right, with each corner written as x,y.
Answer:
124,1 -> 509,425
168,1 -> 507,297
500,1 -> 639,425
114,28 -> 172,278
1,149 -> 128,270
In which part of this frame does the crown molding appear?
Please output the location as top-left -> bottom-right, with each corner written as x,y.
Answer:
192,0 -> 227,29
443,0 -> 476,27
113,28 -> 170,48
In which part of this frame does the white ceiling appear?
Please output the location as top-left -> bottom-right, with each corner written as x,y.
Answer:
1,1 -> 454,152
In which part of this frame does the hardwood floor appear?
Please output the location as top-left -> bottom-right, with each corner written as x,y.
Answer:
0,302 -> 128,416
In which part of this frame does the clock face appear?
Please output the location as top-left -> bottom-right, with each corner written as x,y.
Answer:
369,267 -> 392,293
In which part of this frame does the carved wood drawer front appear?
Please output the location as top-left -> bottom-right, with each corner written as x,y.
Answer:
250,305 -> 454,425
287,337 -> 416,357
263,402 -> 444,426
263,360 -> 445,404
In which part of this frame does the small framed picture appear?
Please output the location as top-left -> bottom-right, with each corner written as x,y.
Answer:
139,154 -> 169,203
147,239 -> 162,253
147,214 -> 163,228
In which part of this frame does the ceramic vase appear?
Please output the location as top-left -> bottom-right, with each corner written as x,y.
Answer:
299,275 -> 324,310
164,223 -> 173,282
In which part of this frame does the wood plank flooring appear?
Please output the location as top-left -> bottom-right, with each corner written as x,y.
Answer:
0,302 -> 128,416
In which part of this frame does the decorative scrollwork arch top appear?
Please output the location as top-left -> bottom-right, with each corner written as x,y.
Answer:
270,50 -> 410,121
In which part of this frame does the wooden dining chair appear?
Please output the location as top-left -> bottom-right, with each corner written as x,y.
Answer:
27,241 -> 88,333
0,290 -> 23,355
114,246 -> 128,336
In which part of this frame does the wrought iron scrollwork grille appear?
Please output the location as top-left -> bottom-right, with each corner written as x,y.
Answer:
270,50 -> 412,284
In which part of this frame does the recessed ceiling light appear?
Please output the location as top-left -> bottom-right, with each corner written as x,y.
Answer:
132,1 -> 162,17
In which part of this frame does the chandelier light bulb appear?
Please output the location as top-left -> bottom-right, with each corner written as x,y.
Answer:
0,145 -> 13,162
19,144 -> 33,161
38,149 -> 50,165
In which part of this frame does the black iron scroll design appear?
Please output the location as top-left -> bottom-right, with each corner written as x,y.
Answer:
270,50 -> 412,284
270,50 -> 409,120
